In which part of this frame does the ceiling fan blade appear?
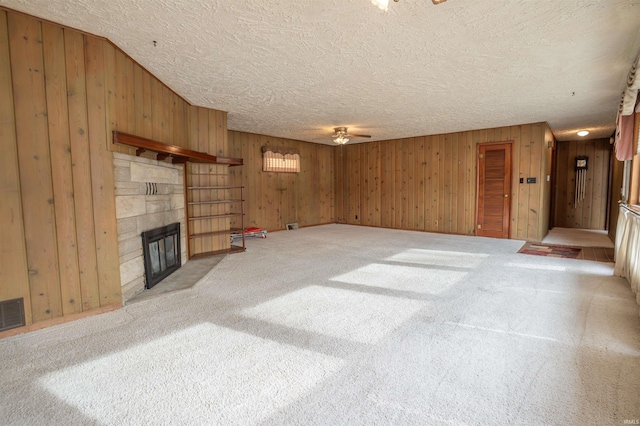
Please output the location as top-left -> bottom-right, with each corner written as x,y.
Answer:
348,133 -> 372,138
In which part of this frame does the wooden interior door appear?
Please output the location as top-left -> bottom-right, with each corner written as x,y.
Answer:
477,143 -> 512,238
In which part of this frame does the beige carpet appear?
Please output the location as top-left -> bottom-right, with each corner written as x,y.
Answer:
1,224 -> 639,425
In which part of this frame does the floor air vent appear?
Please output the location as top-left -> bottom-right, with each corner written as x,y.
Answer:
286,223 -> 299,230
0,298 -> 26,332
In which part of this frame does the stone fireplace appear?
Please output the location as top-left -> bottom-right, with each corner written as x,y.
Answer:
114,152 -> 187,302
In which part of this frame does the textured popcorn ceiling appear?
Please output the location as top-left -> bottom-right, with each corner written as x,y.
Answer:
3,0 -> 640,144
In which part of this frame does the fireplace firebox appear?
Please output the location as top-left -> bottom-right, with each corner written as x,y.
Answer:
141,223 -> 181,289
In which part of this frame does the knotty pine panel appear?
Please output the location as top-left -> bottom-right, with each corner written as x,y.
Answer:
336,123 -> 552,242
554,138 -> 611,229
0,10 -> 32,322
8,13 -> 63,322
42,22 -> 83,316
228,131 -> 335,231
64,28 -> 101,312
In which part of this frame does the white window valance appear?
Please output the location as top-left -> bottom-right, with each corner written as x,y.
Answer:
262,146 -> 300,173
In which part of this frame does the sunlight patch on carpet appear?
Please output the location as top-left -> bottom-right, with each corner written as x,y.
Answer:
385,249 -> 489,268
242,285 -> 425,344
39,323 -> 343,425
330,263 -> 466,294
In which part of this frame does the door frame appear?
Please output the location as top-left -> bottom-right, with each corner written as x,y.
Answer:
475,141 -> 513,238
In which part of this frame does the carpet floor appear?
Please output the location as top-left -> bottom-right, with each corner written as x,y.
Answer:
1,224 -> 639,425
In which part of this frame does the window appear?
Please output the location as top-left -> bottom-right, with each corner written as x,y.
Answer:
262,146 -> 300,173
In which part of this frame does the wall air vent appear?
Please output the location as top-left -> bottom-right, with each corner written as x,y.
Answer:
0,298 -> 26,332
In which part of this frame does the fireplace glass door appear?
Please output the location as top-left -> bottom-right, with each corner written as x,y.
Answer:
142,223 -> 181,289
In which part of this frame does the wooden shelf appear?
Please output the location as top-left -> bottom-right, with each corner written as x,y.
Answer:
188,213 -> 244,221
189,230 -> 234,239
113,131 -> 243,166
187,186 -> 244,190
186,185 -> 245,259
188,199 -> 243,205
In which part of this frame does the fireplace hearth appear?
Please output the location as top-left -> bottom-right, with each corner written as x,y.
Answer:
141,223 -> 182,289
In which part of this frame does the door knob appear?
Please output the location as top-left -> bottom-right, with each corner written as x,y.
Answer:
504,194 -> 509,198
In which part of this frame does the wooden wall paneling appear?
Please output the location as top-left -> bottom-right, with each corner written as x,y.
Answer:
403,138 -> 412,229
508,126 -> 524,238
582,139 -> 595,227
567,141 -> 578,226
42,22 -> 83,316
343,145 -> 353,224
151,75 -> 163,143
325,145 -> 336,223
85,36 -> 122,306
554,138 -> 611,230
253,133 -> 262,228
451,133 -> 461,233
430,135 -> 440,231
438,134 -> 447,232
352,144 -> 361,224
0,10 -> 32,322
422,135 -> 431,231
109,46 -> 124,153
416,137 -> 426,230
404,138 -> 412,228
133,62 -> 144,137
142,70 -> 152,139
538,124 -> 551,238
9,13 -> 63,322
526,124 -> 542,240
465,130 -> 475,233
334,145 -> 343,222
516,124 -> 531,239
591,140 -> 603,228
554,141 -> 568,227
443,134 -> 453,233
600,140 -> 611,228
123,53 -> 134,134
64,29 -> 100,311
380,142 -> 388,227
162,85 -> 172,143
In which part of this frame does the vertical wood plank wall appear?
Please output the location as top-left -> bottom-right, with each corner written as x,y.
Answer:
335,123 -> 553,242
554,138 -> 611,229
0,8 -> 229,330
228,131 -> 335,231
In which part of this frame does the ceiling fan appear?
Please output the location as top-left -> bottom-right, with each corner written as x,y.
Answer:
332,127 -> 371,145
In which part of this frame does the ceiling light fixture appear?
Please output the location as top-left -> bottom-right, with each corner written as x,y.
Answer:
577,130 -> 589,137
334,135 -> 350,145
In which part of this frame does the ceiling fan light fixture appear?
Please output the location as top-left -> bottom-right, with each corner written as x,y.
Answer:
334,135 -> 350,145
371,0 -> 389,11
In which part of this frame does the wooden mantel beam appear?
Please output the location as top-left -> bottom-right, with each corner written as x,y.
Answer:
112,131 -> 243,166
